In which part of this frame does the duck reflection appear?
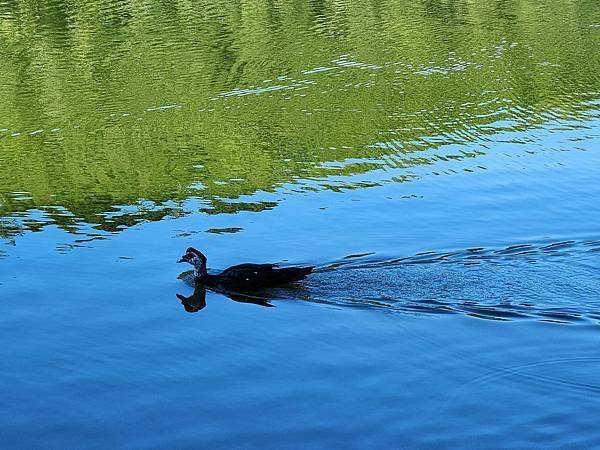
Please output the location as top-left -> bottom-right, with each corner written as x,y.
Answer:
176,285 -> 207,312
176,283 -> 274,313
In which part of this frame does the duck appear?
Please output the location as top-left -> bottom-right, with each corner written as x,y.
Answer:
177,247 -> 314,292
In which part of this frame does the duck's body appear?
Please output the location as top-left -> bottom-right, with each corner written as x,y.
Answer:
201,263 -> 313,291
178,248 -> 313,292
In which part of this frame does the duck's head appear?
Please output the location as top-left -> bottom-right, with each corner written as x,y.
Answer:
177,247 -> 208,277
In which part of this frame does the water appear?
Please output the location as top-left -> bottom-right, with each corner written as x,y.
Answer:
1,0 -> 600,447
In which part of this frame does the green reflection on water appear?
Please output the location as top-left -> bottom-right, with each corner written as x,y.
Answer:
1,0 -> 599,236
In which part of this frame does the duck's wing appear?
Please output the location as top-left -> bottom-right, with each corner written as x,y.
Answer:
217,263 -> 313,289
220,263 -> 277,274
217,264 -> 277,287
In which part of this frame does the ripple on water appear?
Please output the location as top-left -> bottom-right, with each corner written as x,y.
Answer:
255,238 -> 600,323
174,236 -> 600,324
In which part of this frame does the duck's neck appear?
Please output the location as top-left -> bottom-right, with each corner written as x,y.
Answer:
191,257 -> 208,279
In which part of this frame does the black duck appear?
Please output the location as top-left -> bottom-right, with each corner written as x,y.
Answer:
177,247 -> 314,292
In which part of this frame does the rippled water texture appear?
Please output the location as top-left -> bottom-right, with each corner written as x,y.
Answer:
1,0 -> 600,447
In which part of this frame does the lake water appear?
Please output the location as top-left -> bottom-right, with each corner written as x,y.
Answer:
1,0 -> 600,447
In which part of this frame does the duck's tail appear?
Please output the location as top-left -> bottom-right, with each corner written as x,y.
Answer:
277,266 -> 314,283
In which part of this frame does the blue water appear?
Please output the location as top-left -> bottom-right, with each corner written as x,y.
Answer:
2,115 -> 600,447
2,0 -> 600,447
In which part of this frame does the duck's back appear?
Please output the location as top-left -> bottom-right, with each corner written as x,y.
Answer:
213,263 -> 313,290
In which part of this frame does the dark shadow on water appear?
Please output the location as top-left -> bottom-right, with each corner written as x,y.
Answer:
176,282 -> 275,313
176,288 -> 207,313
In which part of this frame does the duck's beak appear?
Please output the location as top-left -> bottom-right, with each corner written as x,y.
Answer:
177,257 -> 186,263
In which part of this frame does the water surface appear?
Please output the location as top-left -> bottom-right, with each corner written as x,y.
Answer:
1,0 -> 600,447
